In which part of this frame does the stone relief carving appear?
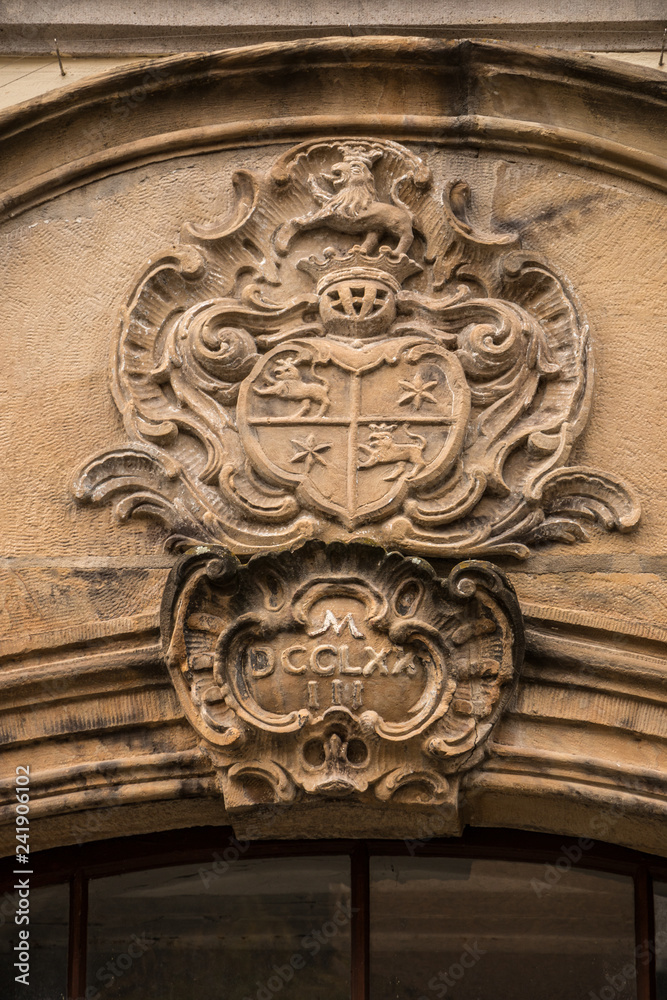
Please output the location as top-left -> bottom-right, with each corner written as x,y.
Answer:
74,138 -> 639,557
161,542 -> 524,817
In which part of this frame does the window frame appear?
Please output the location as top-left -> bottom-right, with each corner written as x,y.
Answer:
2,827 -> 666,1000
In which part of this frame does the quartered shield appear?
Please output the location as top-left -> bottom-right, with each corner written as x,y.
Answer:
237,338 -> 471,529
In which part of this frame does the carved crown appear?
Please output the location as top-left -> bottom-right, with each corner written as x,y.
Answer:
335,142 -> 384,166
298,245 -> 422,294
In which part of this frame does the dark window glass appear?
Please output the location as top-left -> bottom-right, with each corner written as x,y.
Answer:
87,855 -> 351,1000
370,857 -> 637,1000
656,881 -> 667,999
0,882 -> 68,1000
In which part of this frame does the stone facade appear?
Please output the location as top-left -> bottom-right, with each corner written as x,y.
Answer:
0,37 -> 666,855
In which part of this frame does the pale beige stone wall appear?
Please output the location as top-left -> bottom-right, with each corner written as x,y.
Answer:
0,56 -> 138,110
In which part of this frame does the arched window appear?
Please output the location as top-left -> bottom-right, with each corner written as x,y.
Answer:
2,828 -> 666,999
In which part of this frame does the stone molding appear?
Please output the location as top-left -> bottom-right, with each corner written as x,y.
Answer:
1,592 -> 666,850
1,4 -> 665,56
0,39 -> 666,224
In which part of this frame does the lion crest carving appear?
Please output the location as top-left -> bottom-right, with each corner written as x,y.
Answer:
275,143 -> 416,255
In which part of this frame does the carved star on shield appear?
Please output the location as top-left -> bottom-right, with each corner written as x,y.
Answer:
289,434 -> 332,471
398,372 -> 438,410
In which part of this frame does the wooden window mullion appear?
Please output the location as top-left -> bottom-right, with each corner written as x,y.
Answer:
635,863 -> 656,1000
67,870 -> 88,1000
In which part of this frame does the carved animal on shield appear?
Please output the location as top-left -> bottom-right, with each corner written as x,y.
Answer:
358,424 -> 427,481
275,145 -> 416,256
253,357 -> 331,417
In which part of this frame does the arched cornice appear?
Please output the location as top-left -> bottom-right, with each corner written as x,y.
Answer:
0,37 -> 665,220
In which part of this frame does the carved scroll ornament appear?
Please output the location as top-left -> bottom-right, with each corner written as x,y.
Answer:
161,542 -> 524,815
74,138 -> 639,557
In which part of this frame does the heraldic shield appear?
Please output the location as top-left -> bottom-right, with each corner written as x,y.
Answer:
74,135 -> 639,557
237,337 -> 470,528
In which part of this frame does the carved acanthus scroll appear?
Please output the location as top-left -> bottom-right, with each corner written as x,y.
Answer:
161,542 -> 523,819
74,137 -> 639,557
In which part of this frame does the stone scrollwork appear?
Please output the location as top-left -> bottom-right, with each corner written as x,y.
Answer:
161,542 -> 524,819
73,137 -> 640,557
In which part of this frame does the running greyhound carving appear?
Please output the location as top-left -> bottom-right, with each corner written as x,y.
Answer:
275,144 -> 415,256
253,357 -> 331,417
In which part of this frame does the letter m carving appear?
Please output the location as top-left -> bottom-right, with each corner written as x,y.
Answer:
308,610 -> 365,638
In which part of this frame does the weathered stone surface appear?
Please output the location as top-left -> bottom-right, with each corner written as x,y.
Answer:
161,542 -> 523,834
0,38 -> 666,855
72,136 -> 639,558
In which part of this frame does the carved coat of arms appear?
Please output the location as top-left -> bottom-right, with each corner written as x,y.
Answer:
75,137 -> 639,557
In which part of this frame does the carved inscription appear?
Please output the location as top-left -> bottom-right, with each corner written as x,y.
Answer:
162,542 -> 524,812
237,600 -> 433,723
75,138 -> 639,557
